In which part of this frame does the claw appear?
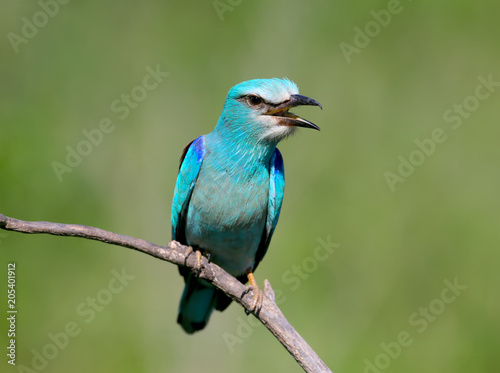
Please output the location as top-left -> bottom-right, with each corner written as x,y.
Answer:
242,270 -> 264,315
184,247 -> 203,277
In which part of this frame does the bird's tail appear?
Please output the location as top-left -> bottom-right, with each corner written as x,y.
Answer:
177,274 -> 217,334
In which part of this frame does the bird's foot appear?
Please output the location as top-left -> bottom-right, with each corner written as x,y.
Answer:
184,247 -> 203,277
242,271 -> 264,315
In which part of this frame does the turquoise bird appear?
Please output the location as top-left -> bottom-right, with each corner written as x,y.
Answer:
172,78 -> 321,333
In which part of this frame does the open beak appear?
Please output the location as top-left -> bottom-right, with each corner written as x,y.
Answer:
265,94 -> 322,131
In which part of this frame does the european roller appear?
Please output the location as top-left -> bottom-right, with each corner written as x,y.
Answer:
171,78 -> 321,333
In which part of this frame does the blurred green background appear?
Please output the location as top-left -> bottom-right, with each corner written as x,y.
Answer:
1,1 -> 499,372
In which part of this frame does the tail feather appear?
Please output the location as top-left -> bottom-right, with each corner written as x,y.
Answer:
177,274 -> 217,334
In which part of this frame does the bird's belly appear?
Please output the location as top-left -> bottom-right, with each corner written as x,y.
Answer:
185,170 -> 269,277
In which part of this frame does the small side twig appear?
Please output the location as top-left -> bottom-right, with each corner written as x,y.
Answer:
0,213 -> 332,373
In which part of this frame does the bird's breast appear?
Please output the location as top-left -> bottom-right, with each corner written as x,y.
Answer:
185,161 -> 269,276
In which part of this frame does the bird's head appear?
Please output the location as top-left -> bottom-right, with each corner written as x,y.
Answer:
215,78 -> 322,144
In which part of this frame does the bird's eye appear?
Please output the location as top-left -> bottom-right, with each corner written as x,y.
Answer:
247,95 -> 263,106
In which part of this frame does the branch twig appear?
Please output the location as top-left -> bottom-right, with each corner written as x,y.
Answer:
0,213 -> 332,373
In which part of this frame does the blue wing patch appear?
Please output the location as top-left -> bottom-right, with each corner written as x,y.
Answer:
171,136 -> 206,242
253,148 -> 285,270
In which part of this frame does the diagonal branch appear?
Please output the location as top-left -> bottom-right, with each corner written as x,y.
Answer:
0,213 -> 332,373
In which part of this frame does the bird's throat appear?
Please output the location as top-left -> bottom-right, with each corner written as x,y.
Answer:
207,130 -> 277,175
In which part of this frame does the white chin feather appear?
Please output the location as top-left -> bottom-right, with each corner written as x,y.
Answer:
260,123 -> 297,142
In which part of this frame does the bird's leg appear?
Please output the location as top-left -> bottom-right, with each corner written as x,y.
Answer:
242,269 -> 264,315
184,246 -> 203,277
